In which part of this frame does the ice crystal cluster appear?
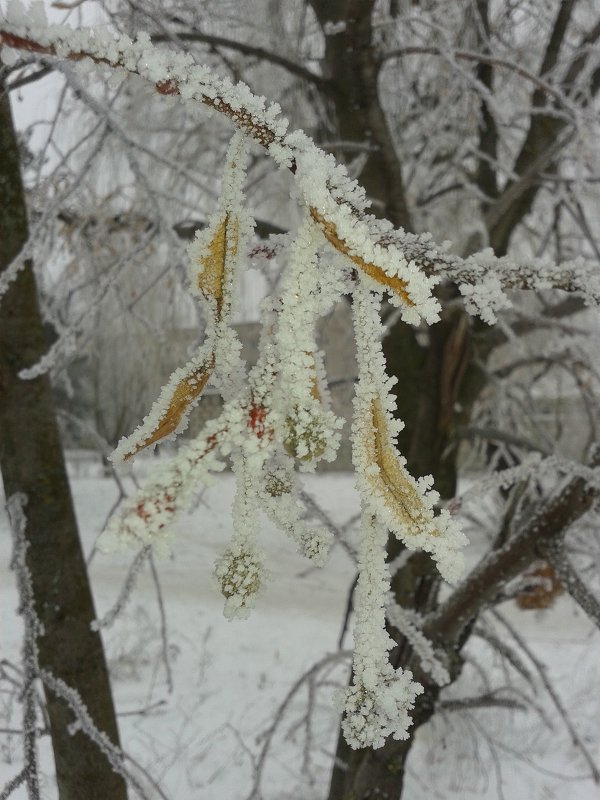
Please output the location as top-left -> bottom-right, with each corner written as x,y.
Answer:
3,5 -> 599,749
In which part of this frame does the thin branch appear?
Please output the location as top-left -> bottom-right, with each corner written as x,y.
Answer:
439,692 -> 526,712
492,609 -> 600,783
7,64 -> 52,90
148,553 -> 173,693
173,217 -> 286,241
540,538 -> 600,631
338,573 -> 358,649
246,651 -> 351,800
0,770 -> 26,800
7,494 -> 41,800
381,46 -> 572,106
424,470 -> 598,647
299,490 -> 357,561
152,31 -> 330,90
92,546 -> 151,631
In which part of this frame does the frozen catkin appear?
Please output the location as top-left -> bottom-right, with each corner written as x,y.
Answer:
335,515 -> 423,749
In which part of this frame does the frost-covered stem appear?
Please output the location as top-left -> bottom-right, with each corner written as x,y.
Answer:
338,515 -> 423,750
215,455 -> 266,620
7,494 -> 41,800
0,769 -> 26,800
39,671 -> 154,799
148,554 -> 173,693
385,599 -> 450,687
93,546 -> 151,630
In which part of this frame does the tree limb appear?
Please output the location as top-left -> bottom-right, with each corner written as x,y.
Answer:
2,24 -> 597,314
7,64 -> 52,91
424,471 -> 598,647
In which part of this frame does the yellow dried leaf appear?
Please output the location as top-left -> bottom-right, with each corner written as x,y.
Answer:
123,356 -> 215,460
309,208 -> 413,305
195,213 -> 239,313
365,397 -> 437,535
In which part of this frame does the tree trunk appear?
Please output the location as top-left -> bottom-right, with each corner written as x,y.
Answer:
308,4 -> 479,797
0,81 -> 128,800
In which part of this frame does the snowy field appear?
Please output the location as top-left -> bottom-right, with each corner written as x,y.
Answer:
1,460 -> 599,800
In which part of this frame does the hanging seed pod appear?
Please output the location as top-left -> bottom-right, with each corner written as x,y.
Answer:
283,407 -> 328,461
214,546 -> 264,619
264,472 -> 292,497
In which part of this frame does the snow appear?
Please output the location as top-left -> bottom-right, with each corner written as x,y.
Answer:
1,462 -> 599,799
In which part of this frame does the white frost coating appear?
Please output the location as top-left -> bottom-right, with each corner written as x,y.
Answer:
272,216 -> 344,467
386,598 -> 450,687
215,457 -> 265,619
351,277 -> 468,584
323,21 -> 347,36
335,515 -> 423,749
258,457 -> 333,565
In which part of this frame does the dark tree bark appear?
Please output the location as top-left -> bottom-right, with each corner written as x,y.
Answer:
305,4 -> 473,797
0,79 -> 128,799
311,1 -> 600,798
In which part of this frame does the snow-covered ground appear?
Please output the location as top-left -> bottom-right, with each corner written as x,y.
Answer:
1,461 -> 599,799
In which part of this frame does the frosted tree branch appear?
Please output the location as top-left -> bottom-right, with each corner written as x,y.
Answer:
92,546 -> 151,630
491,609 -> 600,783
39,671 -> 154,799
2,12 -> 600,323
6,493 -> 41,800
0,770 -> 26,800
539,538 -> 600,631
424,468 -> 599,649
